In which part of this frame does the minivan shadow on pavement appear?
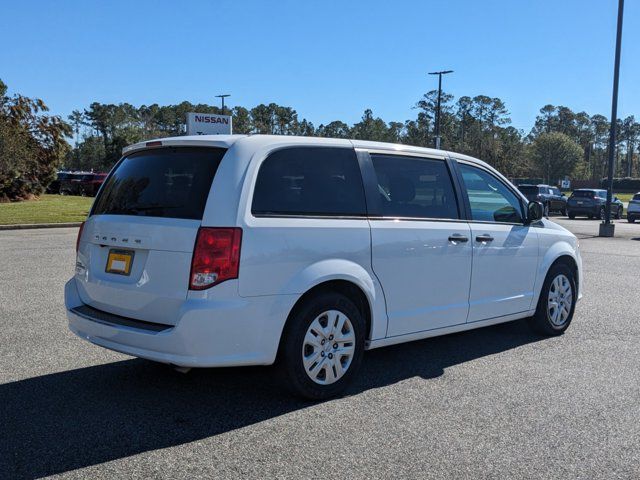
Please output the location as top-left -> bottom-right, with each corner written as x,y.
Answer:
1,320 -> 541,479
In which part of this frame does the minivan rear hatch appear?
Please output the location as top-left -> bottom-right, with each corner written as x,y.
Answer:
75,146 -> 226,326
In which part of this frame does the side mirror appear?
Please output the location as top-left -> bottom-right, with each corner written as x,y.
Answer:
526,201 -> 544,224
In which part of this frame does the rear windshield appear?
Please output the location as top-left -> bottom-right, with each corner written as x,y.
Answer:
571,190 -> 595,198
518,186 -> 540,194
634,194 -> 640,201
92,147 -> 226,220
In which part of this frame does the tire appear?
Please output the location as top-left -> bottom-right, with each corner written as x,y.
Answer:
543,203 -> 550,217
599,207 -> 605,220
277,292 -> 365,400
568,212 -> 575,219
528,263 -> 576,336
629,216 -> 636,223
562,207 -> 568,216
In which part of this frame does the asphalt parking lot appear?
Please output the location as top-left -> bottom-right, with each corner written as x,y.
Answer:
1,219 -> 639,479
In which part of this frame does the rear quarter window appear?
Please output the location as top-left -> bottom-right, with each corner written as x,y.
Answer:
92,147 -> 226,220
251,147 -> 366,216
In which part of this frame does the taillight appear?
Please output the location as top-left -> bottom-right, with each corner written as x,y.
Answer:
76,221 -> 85,252
189,227 -> 242,290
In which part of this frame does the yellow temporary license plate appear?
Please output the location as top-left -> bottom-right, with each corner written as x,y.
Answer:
105,249 -> 135,276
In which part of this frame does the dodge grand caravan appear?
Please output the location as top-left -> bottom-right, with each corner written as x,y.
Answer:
66,135 -> 582,399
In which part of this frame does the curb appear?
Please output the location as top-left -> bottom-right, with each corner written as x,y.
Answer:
0,222 -> 82,231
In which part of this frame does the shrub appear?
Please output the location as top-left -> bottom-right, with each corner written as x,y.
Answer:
0,79 -> 71,201
599,177 -> 640,192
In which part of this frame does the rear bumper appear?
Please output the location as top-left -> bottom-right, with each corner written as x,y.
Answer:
627,207 -> 640,218
567,205 -> 600,215
65,278 -> 297,367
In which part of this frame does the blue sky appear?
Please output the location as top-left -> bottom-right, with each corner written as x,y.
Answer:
1,0 -> 638,132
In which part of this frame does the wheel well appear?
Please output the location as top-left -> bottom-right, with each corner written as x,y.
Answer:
284,280 -> 373,341
550,255 -> 579,291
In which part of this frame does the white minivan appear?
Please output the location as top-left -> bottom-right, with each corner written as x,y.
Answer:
66,135 -> 582,399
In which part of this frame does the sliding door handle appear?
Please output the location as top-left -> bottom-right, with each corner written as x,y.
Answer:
448,234 -> 469,243
475,234 -> 494,243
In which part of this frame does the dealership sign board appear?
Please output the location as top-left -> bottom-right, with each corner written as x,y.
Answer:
186,112 -> 232,135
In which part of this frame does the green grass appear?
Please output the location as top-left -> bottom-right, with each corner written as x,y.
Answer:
615,193 -> 634,203
0,194 -> 93,225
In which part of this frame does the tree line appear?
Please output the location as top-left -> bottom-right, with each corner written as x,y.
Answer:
1,77 -> 639,201
66,93 -> 639,184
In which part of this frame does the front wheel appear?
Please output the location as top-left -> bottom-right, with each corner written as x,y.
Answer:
615,207 -> 622,220
278,292 -> 365,400
629,216 -> 636,223
528,263 -> 576,336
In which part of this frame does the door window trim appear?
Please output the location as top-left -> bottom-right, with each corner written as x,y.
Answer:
452,159 -> 527,226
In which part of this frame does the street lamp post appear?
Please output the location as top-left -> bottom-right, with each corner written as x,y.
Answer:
600,0 -> 624,237
428,70 -> 453,149
215,94 -> 231,115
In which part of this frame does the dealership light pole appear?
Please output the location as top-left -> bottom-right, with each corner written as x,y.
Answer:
215,94 -> 231,115
599,0 -> 624,237
428,70 -> 453,149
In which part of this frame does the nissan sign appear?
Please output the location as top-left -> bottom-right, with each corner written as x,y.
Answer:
186,112 -> 232,135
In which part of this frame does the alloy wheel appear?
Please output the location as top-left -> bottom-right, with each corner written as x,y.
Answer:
547,274 -> 573,327
302,310 -> 356,385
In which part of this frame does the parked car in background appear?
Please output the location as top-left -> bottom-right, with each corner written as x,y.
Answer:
627,193 -> 640,223
59,172 -> 107,196
66,135 -> 582,399
567,189 -> 623,219
59,172 -> 84,195
46,171 -> 72,194
518,184 -> 567,216
78,173 -> 108,197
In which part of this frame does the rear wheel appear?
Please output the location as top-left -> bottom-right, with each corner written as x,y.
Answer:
528,263 -> 576,336
629,216 -> 636,223
278,292 -> 365,400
